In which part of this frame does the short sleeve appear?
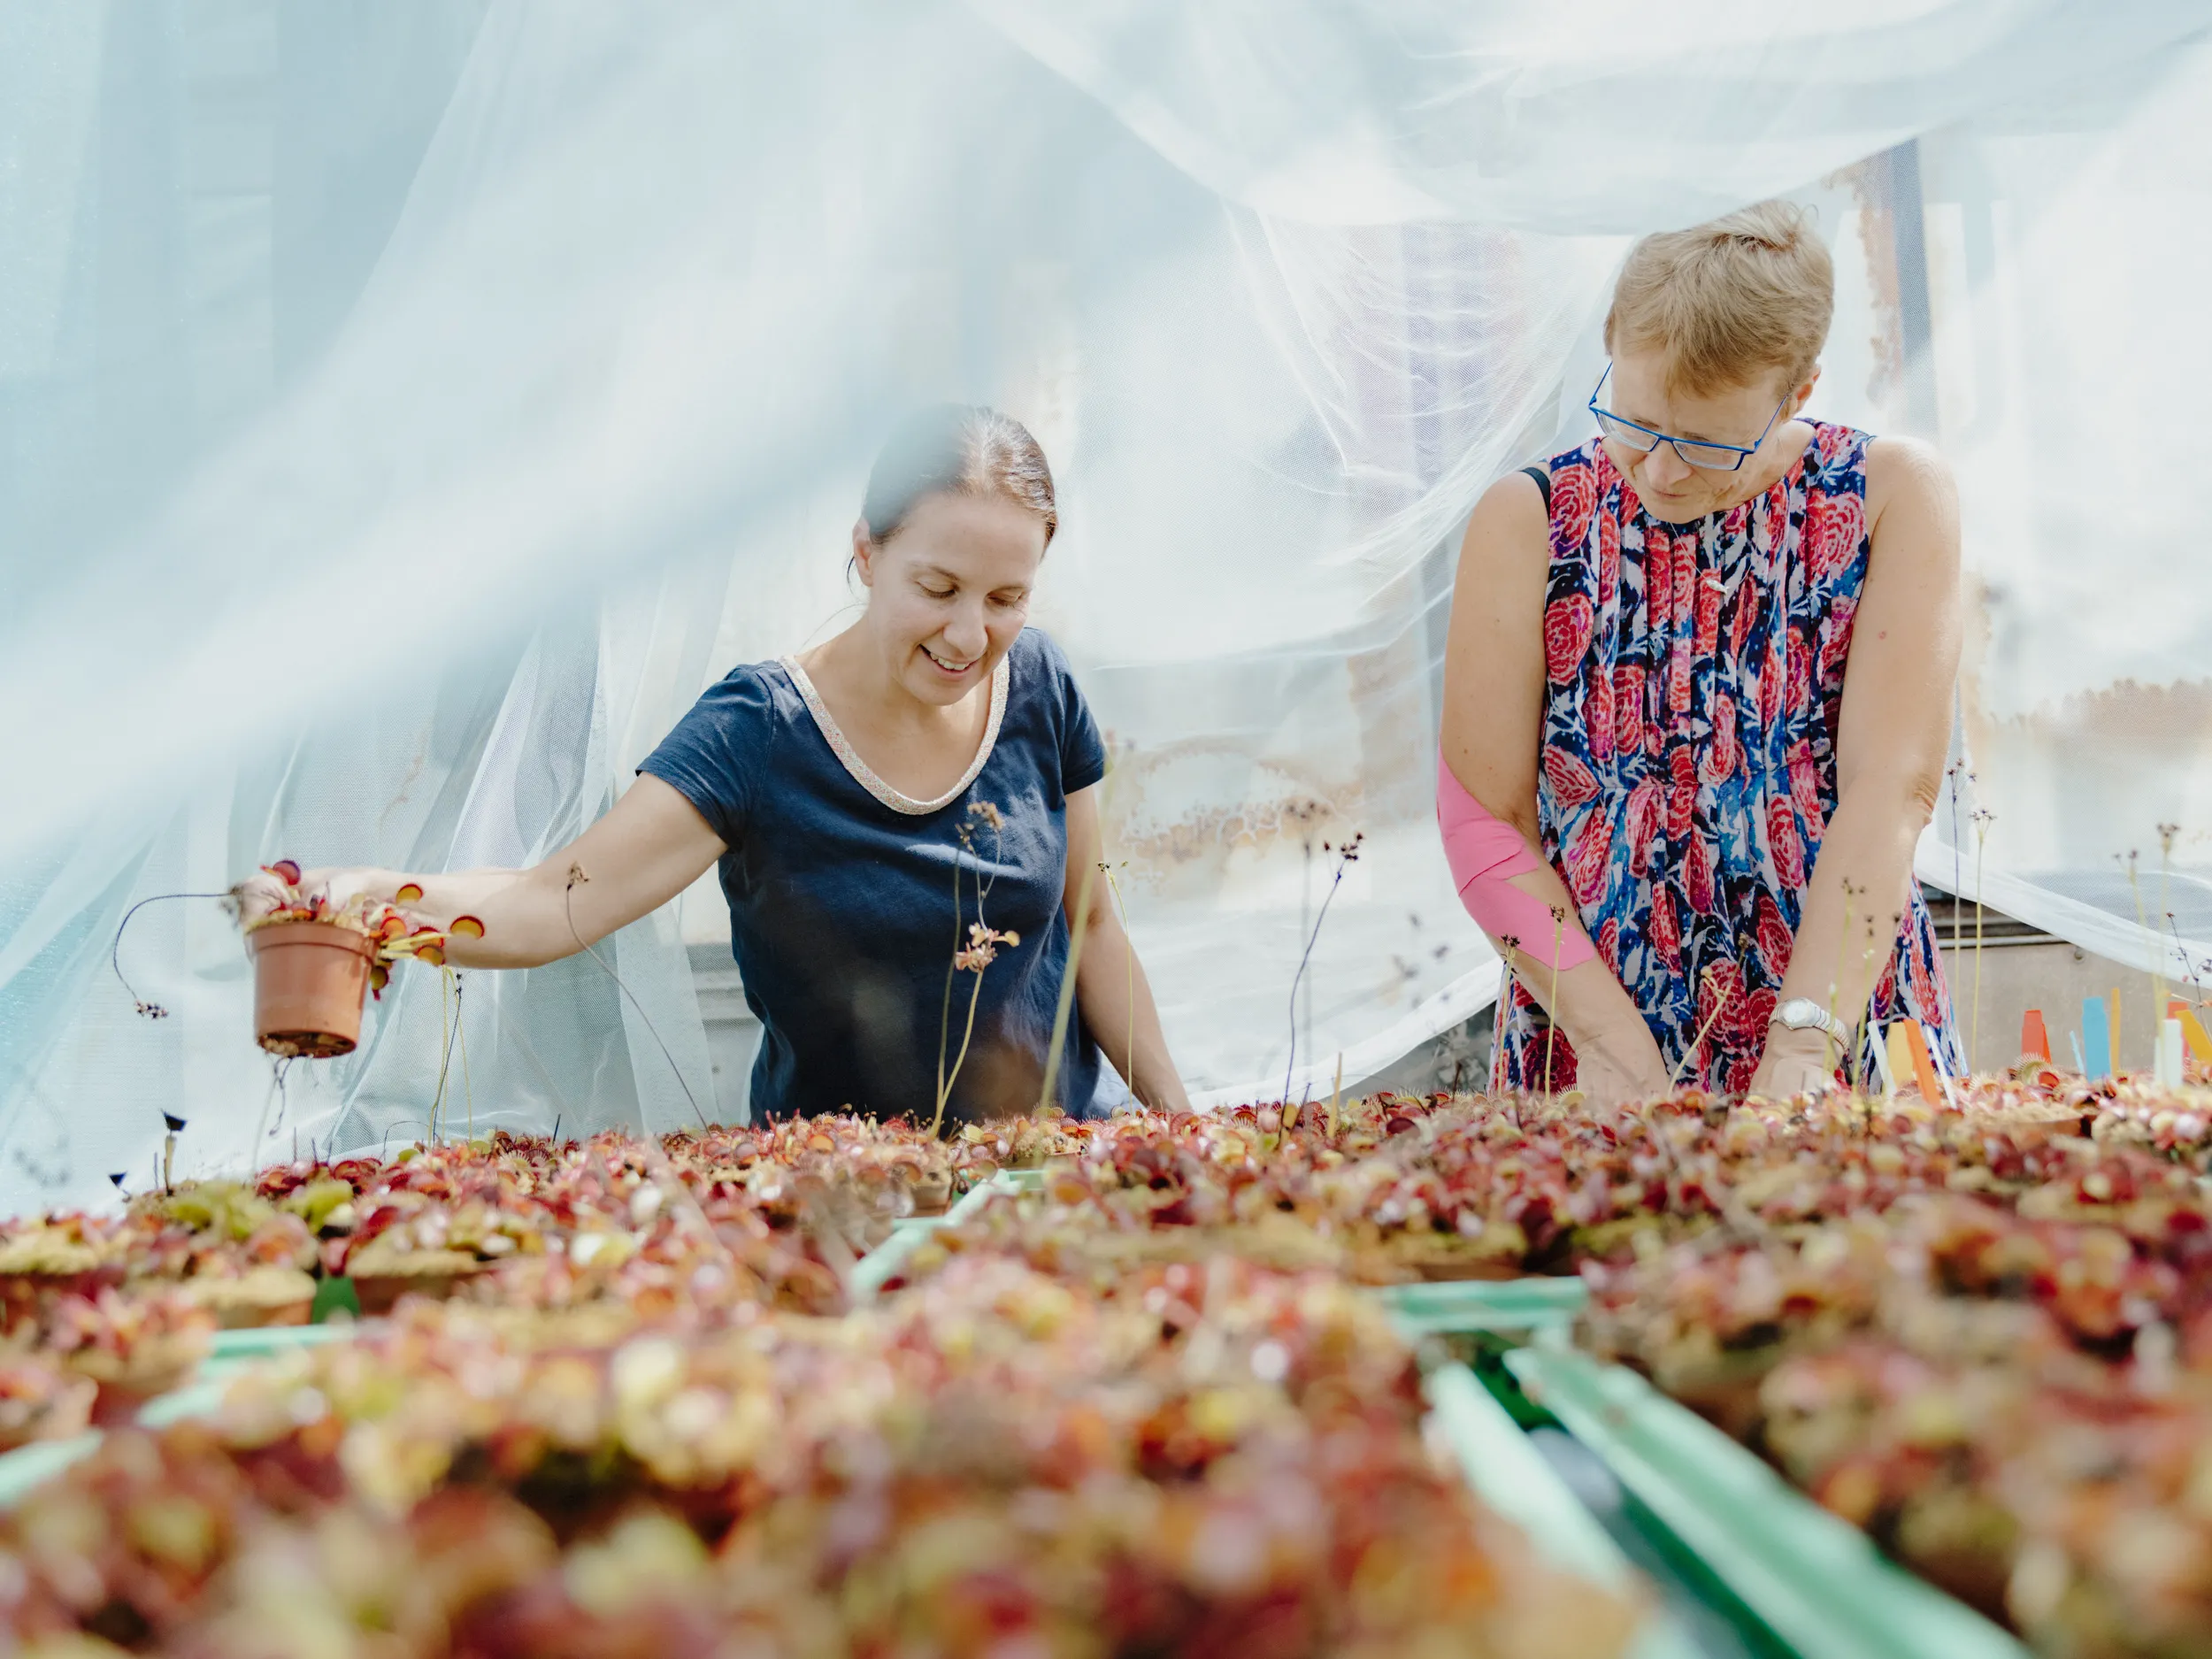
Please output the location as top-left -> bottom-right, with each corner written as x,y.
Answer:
1027,628 -> 1107,795
637,666 -> 773,848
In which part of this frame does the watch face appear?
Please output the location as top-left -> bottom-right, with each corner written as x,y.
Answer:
1777,998 -> 1821,1028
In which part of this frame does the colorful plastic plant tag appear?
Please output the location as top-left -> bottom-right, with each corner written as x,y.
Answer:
1869,1025 -> 1899,1095
1901,1020 -> 1945,1105
2083,996 -> 2113,1079
1885,1023 -> 1916,1099
2158,1018 -> 2185,1087
2176,1004 -> 2212,1065
2022,1010 -> 2050,1063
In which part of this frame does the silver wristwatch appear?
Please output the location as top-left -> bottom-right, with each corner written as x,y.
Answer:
1770,997 -> 1850,1046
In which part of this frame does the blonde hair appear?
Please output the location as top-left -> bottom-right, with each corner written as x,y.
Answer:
1604,201 -> 1833,397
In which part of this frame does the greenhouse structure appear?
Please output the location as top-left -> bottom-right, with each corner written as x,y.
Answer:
1,4 -> 2209,1655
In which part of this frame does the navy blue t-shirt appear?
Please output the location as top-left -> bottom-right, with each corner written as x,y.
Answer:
640,627 -> 1109,1125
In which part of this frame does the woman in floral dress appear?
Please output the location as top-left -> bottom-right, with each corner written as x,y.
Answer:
1440,202 -> 1962,1106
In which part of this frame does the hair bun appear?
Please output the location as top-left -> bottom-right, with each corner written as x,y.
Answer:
1710,200 -> 1813,255
862,404 -> 1058,549
1603,198 -> 1834,396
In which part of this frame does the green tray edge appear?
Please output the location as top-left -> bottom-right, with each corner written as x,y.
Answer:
1373,1276 -> 1587,1333
1379,1276 -> 1588,1308
0,1434 -> 99,1509
849,1170 -> 1028,1302
209,1321 -> 366,1359
1425,1362 -> 1702,1659
0,1321 -> 380,1509
1506,1346 -> 2029,1659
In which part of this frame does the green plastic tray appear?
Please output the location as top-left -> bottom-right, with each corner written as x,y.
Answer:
849,1170 -> 1030,1302
1375,1275 -> 1587,1334
0,1322 -> 376,1509
1426,1360 -> 1701,1659
208,1322 -> 365,1361
0,1433 -> 99,1508
1507,1345 -> 2029,1659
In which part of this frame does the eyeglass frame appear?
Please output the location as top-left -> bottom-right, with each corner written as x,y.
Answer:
1587,364 -> 1791,473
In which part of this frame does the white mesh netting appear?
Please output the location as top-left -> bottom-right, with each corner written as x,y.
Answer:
3,1 -> 2208,1210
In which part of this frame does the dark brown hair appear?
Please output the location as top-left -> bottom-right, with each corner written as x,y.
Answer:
861,404 -> 1057,549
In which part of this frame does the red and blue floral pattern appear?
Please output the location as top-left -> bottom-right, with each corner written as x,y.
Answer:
1494,424 -> 1961,1095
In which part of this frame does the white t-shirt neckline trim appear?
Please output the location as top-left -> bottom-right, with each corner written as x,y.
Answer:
778,652 -> 1010,816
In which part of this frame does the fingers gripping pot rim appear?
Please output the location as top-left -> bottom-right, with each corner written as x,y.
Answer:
234,860 -> 482,1056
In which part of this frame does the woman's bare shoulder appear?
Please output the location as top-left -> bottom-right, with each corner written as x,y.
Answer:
1458,467 -> 1551,575
1862,434 -> 1956,525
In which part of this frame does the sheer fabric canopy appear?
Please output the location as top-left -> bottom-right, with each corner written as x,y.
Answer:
3,0 -> 2208,1212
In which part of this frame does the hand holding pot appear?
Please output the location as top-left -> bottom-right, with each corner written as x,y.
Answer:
234,866 -> 399,928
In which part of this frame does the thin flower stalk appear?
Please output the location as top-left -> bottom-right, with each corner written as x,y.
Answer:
1036,856 -> 1100,1119
1970,808 -> 1993,1071
563,864 -> 709,1132
2125,849 -> 2156,1071
428,964 -> 457,1144
1828,878 -> 1857,1087
1670,968 -> 1735,1089
457,973 -> 475,1140
1543,905 -> 1567,1103
1102,860 -> 1136,1088
1281,833 -> 1363,1105
2159,823 -> 2182,1016
933,922 -> 1020,1137
933,803 -> 1010,1133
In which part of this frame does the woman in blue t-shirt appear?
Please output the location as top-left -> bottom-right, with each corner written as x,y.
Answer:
263,406 -> 1188,1125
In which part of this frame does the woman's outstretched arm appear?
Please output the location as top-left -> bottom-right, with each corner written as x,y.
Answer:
1063,784 -> 1190,1113
244,776 -> 727,969
1750,438 -> 1961,1095
1441,471 -> 1671,1110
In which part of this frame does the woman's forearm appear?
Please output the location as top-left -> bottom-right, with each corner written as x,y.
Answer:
1485,859 -> 1668,1080
1072,907 -> 1187,1112
1760,435 -> 1960,1091
1777,781 -> 1932,1044
329,778 -> 728,971
286,865 -> 571,969
377,863 -> 608,970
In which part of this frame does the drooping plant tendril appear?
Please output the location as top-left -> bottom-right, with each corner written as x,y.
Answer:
111,891 -> 233,1019
428,966 -> 459,1143
563,864 -> 710,1132
250,1057 -> 294,1163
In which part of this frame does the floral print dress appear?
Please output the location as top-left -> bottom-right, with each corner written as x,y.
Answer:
1493,423 -> 1962,1094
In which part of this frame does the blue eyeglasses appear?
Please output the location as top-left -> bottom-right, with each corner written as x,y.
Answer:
1588,365 -> 1788,473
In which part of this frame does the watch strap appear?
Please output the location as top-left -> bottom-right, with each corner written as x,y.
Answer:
1770,999 -> 1850,1044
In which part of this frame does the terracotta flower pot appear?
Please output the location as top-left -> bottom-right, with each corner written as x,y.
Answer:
249,920 -> 378,1057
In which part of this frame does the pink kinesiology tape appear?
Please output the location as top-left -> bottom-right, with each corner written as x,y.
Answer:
1436,753 -> 1596,971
